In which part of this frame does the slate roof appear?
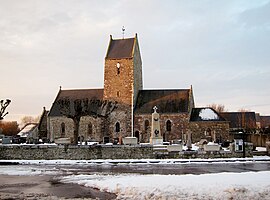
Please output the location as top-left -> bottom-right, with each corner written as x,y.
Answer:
190,108 -> 226,122
38,107 -> 49,130
134,89 -> 190,114
17,123 -> 38,138
106,37 -> 135,59
48,89 -> 104,117
260,116 -> 270,128
219,112 -> 257,129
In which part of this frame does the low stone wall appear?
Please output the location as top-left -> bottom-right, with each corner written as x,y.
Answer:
0,145 -> 154,160
0,143 -> 256,160
156,150 -> 253,159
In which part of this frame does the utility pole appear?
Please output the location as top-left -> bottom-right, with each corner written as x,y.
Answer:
243,130 -> 245,158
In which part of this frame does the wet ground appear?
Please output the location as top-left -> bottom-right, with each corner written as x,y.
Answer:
1,161 -> 270,199
0,175 -> 116,200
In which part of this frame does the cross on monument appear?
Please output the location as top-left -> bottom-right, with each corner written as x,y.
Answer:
153,106 -> 158,113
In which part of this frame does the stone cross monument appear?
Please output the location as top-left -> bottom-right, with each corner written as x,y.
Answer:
150,106 -> 163,145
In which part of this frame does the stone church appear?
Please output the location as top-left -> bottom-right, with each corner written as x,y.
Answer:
48,34 -> 229,144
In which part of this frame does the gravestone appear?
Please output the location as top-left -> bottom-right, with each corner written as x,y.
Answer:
150,106 -> 163,145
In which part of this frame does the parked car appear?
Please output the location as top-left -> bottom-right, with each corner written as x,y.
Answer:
0,134 -> 4,143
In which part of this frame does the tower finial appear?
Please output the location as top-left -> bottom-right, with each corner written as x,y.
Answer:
122,26 -> 125,39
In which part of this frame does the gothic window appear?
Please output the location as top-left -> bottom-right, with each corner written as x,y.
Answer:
88,123 -> 93,136
117,91 -> 120,97
166,120 -> 172,132
61,122 -> 65,137
117,62 -> 120,75
144,120 -> 150,132
115,122 -> 120,133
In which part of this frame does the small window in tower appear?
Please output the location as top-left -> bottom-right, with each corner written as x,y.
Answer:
115,122 -> 120,133
117,62 -> 120,75
117,91 -> 120,97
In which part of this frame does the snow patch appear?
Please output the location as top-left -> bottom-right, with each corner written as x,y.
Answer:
61,172 -> 270,199
0,165 -> 60,176
199,108 -> 218,120
256,147 -> 267,152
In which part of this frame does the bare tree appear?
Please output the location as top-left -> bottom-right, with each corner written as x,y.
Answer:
21,115 -> 40,125
238,108 -> 251,112
207,103 -> 227,113
0,99 -> 11,120
57,98 -> 117,144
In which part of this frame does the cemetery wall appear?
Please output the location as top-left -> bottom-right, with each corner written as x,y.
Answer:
0,143 -> 255,160
0,145 -> 154,160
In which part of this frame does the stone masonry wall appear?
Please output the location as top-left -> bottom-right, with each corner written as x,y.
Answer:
103,58 -> 134,105
134,113 -> 190,143
107,106 -> 132,141
189,121 -> 230,143
0,144 -> 255,160
48,117 -> 74,141
48,116 -> 103,143
133,37 -> 143,102
103,58 -> 134,138
0,145 -> 154,160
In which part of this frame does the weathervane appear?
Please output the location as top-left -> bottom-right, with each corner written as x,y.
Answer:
122,26 -> 125,39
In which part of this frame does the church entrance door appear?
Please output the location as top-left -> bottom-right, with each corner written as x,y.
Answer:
135,131 -> 140,143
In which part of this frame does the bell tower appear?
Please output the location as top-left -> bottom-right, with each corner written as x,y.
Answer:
103,34 -> 143,138
103,34 -> 142,105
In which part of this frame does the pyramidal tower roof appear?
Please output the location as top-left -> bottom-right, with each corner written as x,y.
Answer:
105,34 -> 137,59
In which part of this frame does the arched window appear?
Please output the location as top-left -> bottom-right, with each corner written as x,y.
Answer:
144,120 -> 150,132
88,123 -> 93,136
61,122 -> 65,137
115,122 -> 120,133
207,128 -> 211,136
166,120 -> 172,132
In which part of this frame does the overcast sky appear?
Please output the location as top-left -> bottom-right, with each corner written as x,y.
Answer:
1,0 -> 270,122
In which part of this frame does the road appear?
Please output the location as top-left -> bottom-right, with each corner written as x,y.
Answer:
38,161 -> 270,175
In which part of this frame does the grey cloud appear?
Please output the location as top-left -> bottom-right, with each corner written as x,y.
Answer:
238,1 -> 270,28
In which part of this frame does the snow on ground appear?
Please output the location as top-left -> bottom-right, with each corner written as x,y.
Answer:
0,165 -> 61,176
60,171 -> 270,199
1,158 -> 270,199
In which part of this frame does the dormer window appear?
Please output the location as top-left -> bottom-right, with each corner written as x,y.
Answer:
116,62 -> 120,75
